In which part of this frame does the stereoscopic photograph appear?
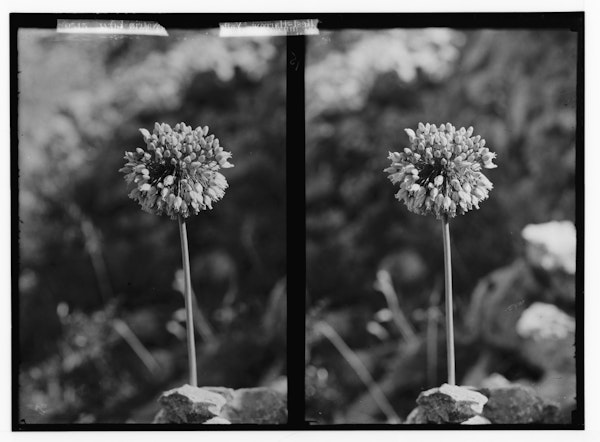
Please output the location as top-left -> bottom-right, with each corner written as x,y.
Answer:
305,26 -> 581,425
11,11 -> 584,432
16,22 -> 287,425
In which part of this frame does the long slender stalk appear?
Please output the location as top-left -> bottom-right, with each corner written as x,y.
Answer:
441,215 -> 456,385
426,281 -> 441,387
178,215 -> 197,387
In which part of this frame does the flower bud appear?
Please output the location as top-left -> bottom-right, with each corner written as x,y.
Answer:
139,128 -> 151,140
443,196 -> 452,210
174,196 -> 182,210
404,128 -> 416,141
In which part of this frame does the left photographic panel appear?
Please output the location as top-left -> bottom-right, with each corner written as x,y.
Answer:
15,21 -> 287,426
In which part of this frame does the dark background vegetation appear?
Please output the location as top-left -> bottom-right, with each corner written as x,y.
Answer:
18,29 -> 286,423
305,29 -> 577,423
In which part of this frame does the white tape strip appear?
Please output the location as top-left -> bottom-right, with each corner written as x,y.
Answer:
57,19 -> 168,36
219,19 -> 319,37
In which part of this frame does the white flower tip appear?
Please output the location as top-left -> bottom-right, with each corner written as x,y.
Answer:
139,128 -> 151,139
404,128 -> 416,140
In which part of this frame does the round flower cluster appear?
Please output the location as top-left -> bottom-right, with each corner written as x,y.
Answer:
119,122 -> 233,219
384,122 -> 496,219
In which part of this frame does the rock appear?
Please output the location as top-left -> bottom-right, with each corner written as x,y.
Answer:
408,383 -> 558,425
521,221 -> 576,275
479,383 -> 555,424
203,416 -> 231,424
154,385 -> 287,424
465,260 -> 537,351
541,402 -> 564,424
516,302 -> 575,376
416,384 -> 488,423
405,406 -> 491,425
519,332 -> 575,374
405,407 -> 429,424
266,375 -> 288,395
516,303 -> 575,342
480,373 -> 511,389
461,415 -> 491,425
158,384 -> 227,423
221,387 -> 287,424
203,386 -> 236,403
152,409 -> 169,423
534,371 -> 576,421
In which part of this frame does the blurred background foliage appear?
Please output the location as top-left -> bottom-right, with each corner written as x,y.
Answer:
305,29 -> 577,423
18,29 -> 286,423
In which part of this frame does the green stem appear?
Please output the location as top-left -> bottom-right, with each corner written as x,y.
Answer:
178,215 -> 197,387
441,215 -> 456,385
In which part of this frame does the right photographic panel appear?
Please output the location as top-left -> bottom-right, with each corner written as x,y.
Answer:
305,22 -> 581,426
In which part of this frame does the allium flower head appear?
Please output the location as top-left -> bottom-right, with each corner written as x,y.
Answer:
119,122 -> 233,219
384,122 -> 496,219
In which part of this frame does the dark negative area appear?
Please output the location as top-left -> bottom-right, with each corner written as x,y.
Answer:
286,34 -> 306,427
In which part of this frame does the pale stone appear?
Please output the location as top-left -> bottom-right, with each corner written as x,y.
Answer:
203,416 -> 231,424
416,384 -> 488,423
221,387 -> 287,424
158,384 -> 227,423
462,415 -> 491,425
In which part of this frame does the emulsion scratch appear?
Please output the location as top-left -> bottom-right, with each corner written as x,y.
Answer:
505,299 -> 525,312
